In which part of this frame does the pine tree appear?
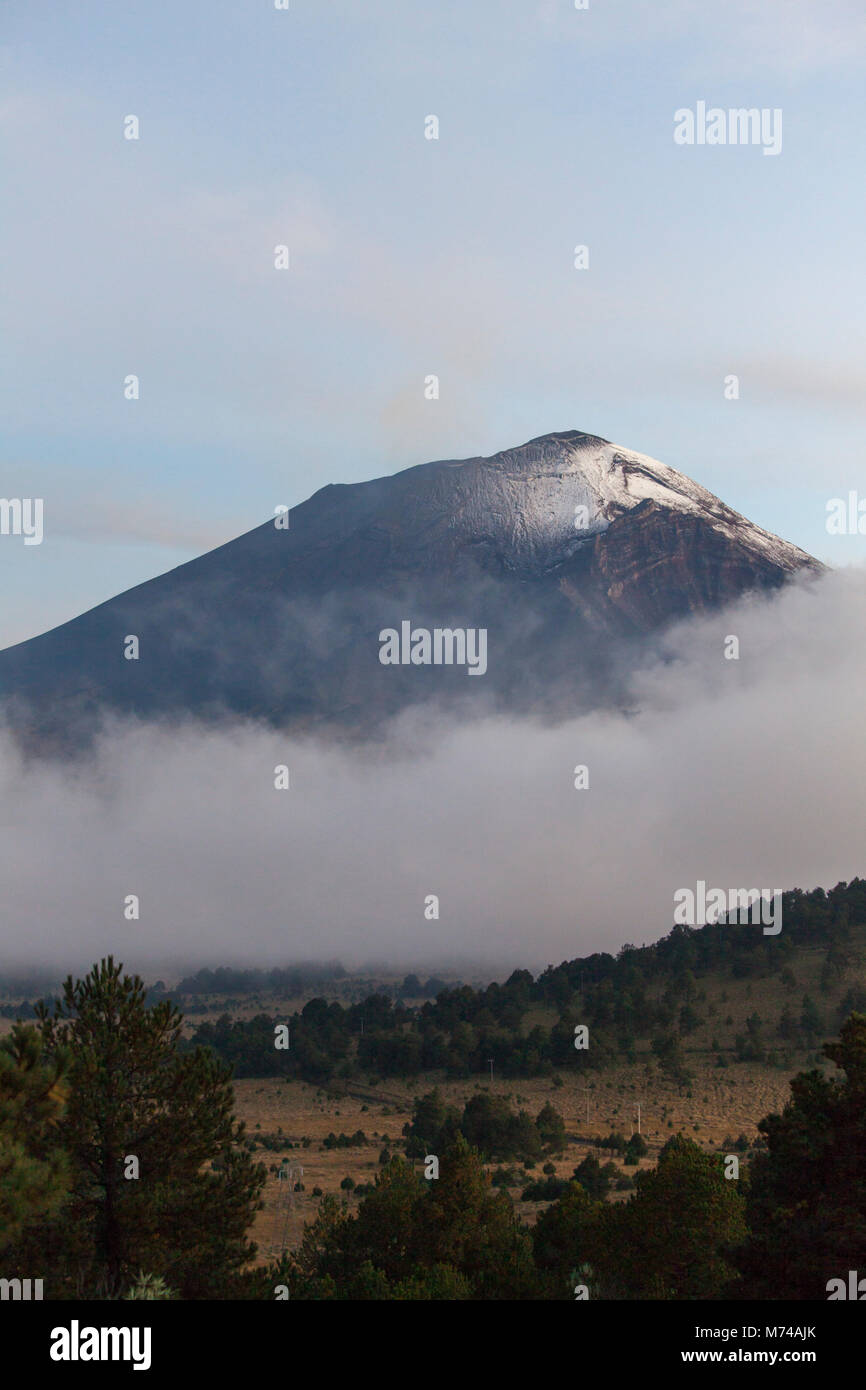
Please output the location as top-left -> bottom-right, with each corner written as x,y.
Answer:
272,1140 -> 538,1299
572,1151 -> 612,1199
800,994 -> 824,1044
586,1135 -> 746,1298
532,1181 -> 598,1297
0,1024 -> 70,1251
736,1012 -> 866,1298
535,1101 -> 566,1152
15,957 -> 266,1298
412,1137 -> 538,1299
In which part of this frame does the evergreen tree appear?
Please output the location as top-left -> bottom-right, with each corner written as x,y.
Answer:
777,1005 -> 798,1042
572,1152 -> 612,1199
402,1089 -> 461,1159
799,994 -> 824,1044
0,1024 -> 70,1251
586,1135 -> 746,1299
412,1137 -> 538,1299
275,1138 -> 538,1300
459,1092 -> 542,1161
736,1013 -> 866,1298
532,1181 -> 598,1297
651,1032 -> 693,1087
678,1004 -> 701,1036
535,1101 -> 566,1152
623,1131 -> 648,1164
13,958 -> 265,1298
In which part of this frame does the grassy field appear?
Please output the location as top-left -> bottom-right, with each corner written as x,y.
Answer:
235,1057 -> 799,1263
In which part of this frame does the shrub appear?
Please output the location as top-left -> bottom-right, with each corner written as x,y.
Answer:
521,1176 -> 569,1202
124,1272 -> 175,1301
595,1131 -> 627,1153
623,1132 -> 648,1164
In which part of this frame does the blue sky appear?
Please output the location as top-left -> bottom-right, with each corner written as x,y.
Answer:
3,0 -> 865,647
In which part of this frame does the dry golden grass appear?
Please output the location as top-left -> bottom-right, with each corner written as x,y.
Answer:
234,1056 -> 800,1263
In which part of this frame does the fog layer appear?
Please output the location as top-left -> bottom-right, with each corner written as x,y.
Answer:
1,569 -> 861,979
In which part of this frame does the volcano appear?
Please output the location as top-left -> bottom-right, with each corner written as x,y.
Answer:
0,430 -> 821,745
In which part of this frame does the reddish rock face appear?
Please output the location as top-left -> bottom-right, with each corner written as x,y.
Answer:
588,501 -> 813,630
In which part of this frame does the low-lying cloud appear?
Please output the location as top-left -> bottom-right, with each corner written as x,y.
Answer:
1,568 -> 863,982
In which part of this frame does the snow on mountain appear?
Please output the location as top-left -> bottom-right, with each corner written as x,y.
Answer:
410,430 -> 813,575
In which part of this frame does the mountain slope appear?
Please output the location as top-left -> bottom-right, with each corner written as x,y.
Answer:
0,431 -> 821,745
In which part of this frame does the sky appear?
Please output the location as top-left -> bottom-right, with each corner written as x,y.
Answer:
3,0 -> 866,649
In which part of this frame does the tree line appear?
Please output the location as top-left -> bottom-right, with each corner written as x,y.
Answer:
185,879 -> 865,1085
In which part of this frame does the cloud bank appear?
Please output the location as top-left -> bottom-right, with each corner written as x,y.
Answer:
0,568 -> 862,981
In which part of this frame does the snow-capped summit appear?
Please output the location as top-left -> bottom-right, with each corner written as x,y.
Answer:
365,430 -> 814,576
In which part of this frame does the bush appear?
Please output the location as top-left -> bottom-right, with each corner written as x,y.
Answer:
521,1176 -> 570,1202
323,1130 -> 367,1150
595,1131 -> 627,1153
623,1132 -> 648,1164
124,1272 -> 175,1301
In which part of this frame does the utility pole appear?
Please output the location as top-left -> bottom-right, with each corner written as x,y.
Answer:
580,1086 -> 591,1127
634,1101 -> 642,1135
277,1161 -> 304,1254
487,1059 -> 494,1082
